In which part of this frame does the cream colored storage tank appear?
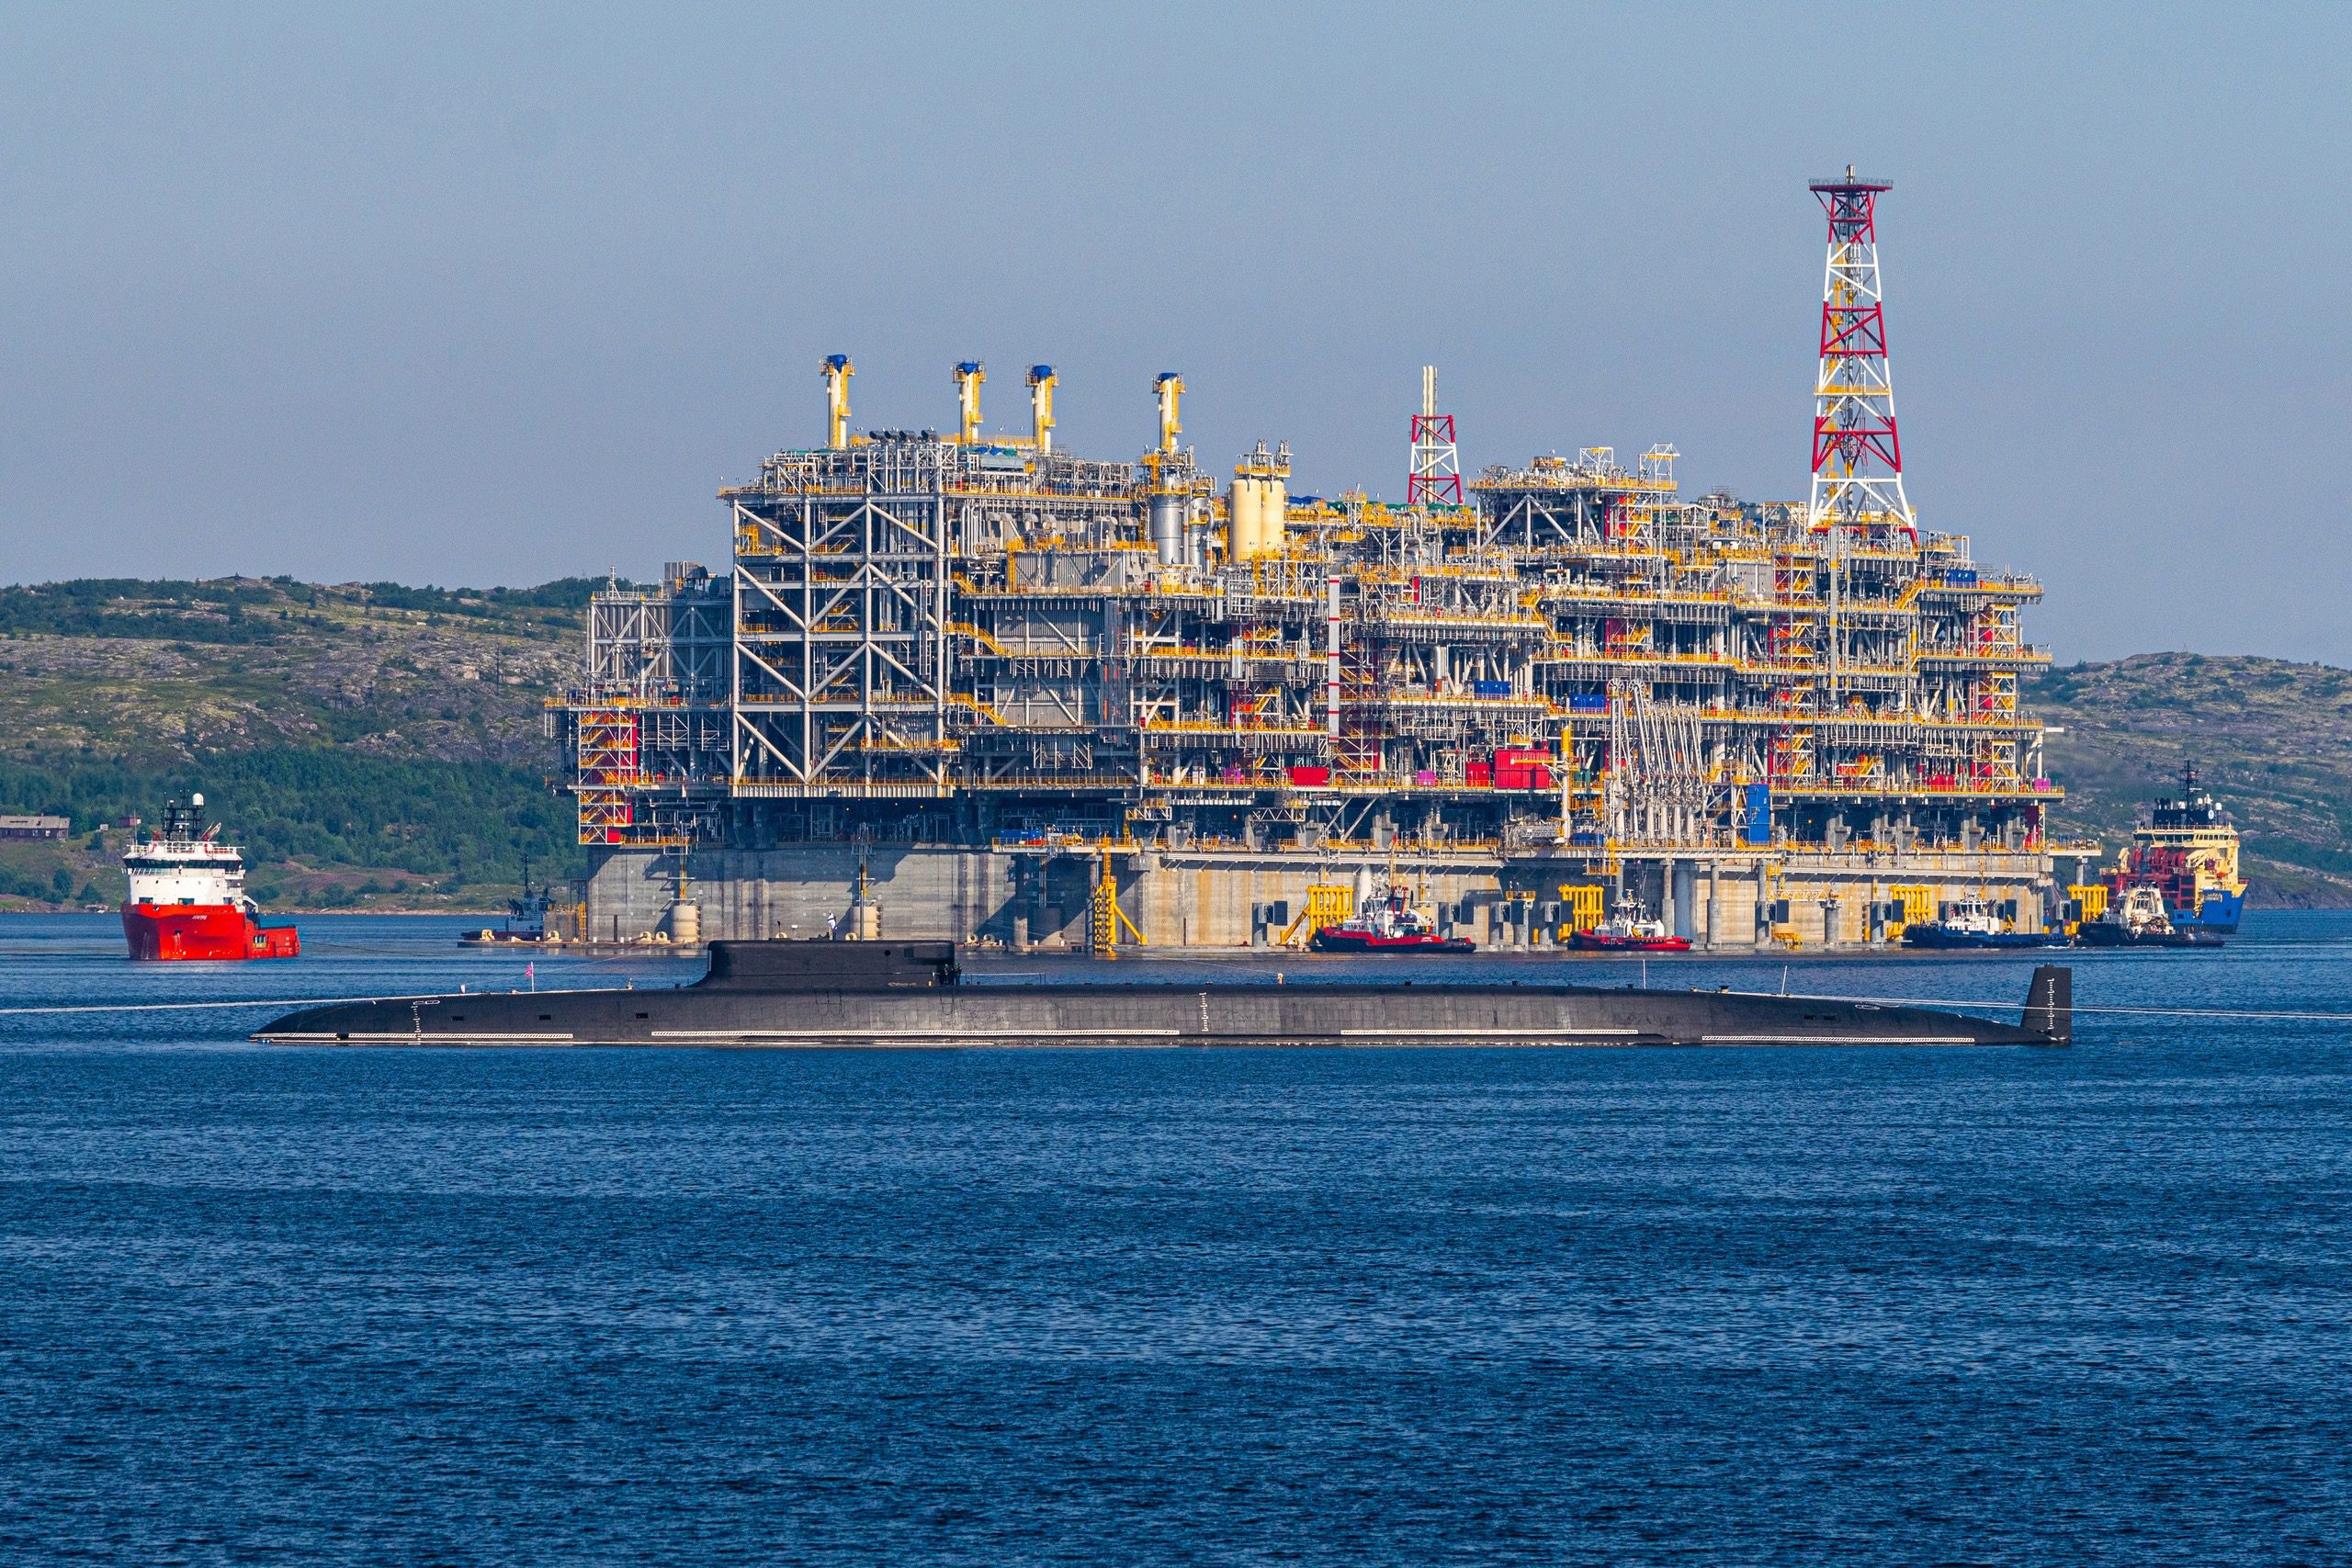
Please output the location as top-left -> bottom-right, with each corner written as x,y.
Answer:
1263,478 -> 1287,556
1227,478 -> 1260,560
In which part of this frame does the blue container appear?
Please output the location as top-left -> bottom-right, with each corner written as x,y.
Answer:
1743,783 -> 1772,845
1567,694 -> 1609,713
1471,681 -> 1513,699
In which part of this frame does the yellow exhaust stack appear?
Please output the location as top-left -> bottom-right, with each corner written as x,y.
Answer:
821,354 -> 854,449
1154,372 -> 1184,455
953,361 -> 985,445
1027,365 -> 1057,452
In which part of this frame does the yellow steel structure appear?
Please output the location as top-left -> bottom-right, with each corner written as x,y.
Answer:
1090,852 -> 1147,954
1278,884 -> 1356,947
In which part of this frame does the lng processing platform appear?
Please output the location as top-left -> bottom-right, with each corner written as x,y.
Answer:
548,172 -> 2090,953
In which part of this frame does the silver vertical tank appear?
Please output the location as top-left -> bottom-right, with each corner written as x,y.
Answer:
1150,494 -> 1183,565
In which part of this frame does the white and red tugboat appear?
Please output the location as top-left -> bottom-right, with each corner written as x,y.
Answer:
1309,885 -> 1476,953
1567,901 -> 1692,953
121,794 -> 300,961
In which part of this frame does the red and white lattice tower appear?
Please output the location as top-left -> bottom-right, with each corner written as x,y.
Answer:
1806,167 -> 1914,537
1408,365 -> 1462,506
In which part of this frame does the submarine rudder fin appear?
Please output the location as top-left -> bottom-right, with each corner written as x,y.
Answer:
2024,964 -> 2072,1046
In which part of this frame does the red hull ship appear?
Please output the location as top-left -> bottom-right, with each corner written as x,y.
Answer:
1568,931 -> 1691,953
1310,928 -> 1476,954
1567,903 -> 1690,953
1308,885 -> 1475,954
120,794 -> 300,961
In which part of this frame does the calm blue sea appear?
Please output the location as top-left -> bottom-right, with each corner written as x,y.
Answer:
2,912 -> 2348,1564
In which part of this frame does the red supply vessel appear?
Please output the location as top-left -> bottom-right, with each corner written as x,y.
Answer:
120,794 -> 300,961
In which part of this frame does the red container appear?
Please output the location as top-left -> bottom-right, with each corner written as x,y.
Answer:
1467,762 -> 1492,786
1287,765 -> 1332,786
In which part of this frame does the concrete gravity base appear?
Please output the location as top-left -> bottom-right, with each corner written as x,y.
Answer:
582,841 -> 2060,953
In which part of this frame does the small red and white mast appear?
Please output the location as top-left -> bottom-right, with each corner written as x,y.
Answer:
1407,366 -> 1462,507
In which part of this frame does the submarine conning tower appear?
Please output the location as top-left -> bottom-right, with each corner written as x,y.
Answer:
700,939 -> 960,989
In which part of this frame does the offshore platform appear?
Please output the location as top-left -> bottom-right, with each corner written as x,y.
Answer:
555,174 -> 2069,951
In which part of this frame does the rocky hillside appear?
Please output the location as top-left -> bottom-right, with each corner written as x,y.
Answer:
2027,654 -> 2352,906
0,577 -> 583,766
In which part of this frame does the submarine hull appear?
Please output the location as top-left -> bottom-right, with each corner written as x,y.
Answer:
255,942 -> 2071,1050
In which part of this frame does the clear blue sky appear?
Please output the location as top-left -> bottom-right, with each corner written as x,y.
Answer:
4,3 -> 2346,664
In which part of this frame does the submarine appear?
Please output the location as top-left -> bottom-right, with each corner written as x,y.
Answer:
254,941 -> 2074,1049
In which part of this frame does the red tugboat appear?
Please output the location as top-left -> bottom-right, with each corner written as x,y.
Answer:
120,794 -> 300,961
1309,885 -> 1475,953
1567,901 -> 1691,953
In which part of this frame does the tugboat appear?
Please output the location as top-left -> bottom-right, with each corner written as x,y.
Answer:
1568,900 -> 1691,953
2075,884 -> 2223,949
460,858 -> 562,947
120,794 -> 300,961
1901,897 -> 2064,950
2103,764 -> 2245,935
1309,885 -> 1475,953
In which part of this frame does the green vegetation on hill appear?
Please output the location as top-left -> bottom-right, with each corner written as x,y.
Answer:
0,575 -> 623,645
0,578 -> 293,644
0,752 -> 577,908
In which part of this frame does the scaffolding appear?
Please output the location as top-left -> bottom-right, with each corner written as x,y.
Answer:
558,427 -> 2052,856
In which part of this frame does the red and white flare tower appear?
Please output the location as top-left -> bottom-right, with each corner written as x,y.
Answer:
1806,166 -> 1914,539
